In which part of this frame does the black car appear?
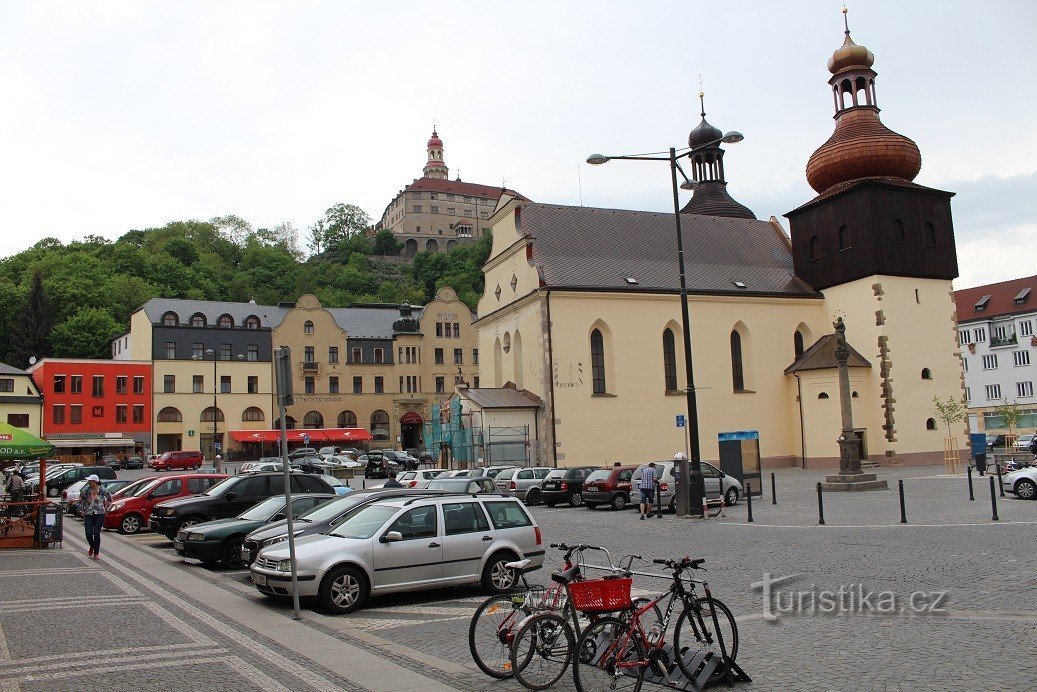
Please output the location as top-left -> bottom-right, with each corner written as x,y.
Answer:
383,450 -> 419,470
362,451 -> 400,479
541,466 -> 602,507
123,456 -> 145,470
148,472 -> 337,540
37,465 -> 117,498
240,488 -> 445,564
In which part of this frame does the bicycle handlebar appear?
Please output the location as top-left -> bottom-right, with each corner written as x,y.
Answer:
652,556 -> 706,571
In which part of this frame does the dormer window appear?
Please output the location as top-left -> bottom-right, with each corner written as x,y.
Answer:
974,295 -> 991,312
190,313 -> 206,328
1014,288 -> 1031,305
733,280 -> 746,289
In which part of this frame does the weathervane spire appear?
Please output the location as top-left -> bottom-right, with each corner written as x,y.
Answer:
842,3 -> 850,35
698,75 -> 705,117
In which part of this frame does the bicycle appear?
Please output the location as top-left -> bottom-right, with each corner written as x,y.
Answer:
508,548 -> 660,691
572,556 -> 738,692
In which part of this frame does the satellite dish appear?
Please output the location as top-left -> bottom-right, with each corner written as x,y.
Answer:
28,356 -> 37,365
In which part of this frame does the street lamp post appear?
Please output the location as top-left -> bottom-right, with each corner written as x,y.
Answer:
193,349 -> 245,472
587,131 -> 744,517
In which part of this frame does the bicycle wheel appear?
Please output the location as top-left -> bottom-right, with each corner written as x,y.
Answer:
510,612 -> 575,690
672,596 -> 738,681
573,616 -> 644,692
468,593 -> 527,679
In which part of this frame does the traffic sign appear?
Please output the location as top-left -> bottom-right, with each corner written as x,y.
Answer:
676,415 -> 686,428
214,442 -> 221,450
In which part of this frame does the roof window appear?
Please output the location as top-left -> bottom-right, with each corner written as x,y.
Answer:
733,280 -> 747,289
625,277 -> 639,285
974,295 -> 991,311
1014,288 -> 1031,305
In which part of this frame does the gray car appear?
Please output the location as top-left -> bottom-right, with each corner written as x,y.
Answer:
249,494 -> 545,614
494,467 -> 553,505
631,461 -> 742,511
425,477 -> 498,494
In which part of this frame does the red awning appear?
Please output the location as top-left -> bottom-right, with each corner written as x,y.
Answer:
286,429 -> 328,443
229,430 -> 281,443
322,428 -> 373,442
400,412 -> 423,425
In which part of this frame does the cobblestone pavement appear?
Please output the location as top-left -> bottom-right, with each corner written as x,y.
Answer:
2,465 -> 1035,691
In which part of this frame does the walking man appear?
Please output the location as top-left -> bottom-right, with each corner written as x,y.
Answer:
383,470 -> 404,488
639,462 -> 658,520
79,474 -> 112,559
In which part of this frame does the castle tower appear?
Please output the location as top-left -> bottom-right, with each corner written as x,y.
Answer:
423,128 -> 449,179
680,93 -> 755,219
786,8 -> 963,465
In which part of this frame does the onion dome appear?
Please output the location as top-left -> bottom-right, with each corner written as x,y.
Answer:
427,129 -> 443,149
828,33 -> 874,74
805,109 -> 921,193
688,117 -> 723,148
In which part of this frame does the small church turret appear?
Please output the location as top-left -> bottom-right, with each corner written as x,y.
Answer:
423,128 -> 449,179
680,91 -> 755,219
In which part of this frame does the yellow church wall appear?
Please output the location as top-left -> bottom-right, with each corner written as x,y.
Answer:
543,290 -> 827,468
794,369 -> 874,466
821,275 -> 963,465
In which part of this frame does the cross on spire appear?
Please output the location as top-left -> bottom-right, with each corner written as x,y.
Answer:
842,3 -> 850,35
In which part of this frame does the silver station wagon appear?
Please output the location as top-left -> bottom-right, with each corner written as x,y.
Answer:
249,494 -> 545,614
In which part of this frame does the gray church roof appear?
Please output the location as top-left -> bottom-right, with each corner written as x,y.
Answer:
519,203 -> 819,298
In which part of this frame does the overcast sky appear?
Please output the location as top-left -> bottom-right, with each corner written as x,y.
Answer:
1,1 -> 1034,289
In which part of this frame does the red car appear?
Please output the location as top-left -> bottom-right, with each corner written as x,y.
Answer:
148,450 -> 204,471
104,473 -> 227,534
581,465 -> 637,510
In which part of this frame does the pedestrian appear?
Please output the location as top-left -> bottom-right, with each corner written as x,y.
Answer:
638,462 -> 659,520
79,474 -> 112,559
383,470 -> 404,489
7,470 -> 24,502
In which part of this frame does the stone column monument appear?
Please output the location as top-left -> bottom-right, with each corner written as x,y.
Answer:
822,318 -> 888,491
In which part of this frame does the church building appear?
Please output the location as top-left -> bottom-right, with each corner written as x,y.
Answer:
472,19 -> 964,471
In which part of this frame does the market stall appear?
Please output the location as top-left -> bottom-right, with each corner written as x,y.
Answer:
0,422 -> 56,549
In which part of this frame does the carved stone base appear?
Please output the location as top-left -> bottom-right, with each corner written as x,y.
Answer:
821,472 -> 889,492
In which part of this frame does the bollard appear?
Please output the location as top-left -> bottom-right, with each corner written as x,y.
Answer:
816,482 -> 825,525
771,472 -> 777,505
996,463 -> 1005,498
967,466 -> 974,501
898,479 -> 907,524
657,484 -> 663,519
746,482 -> 754,523
988,475 -> 999,521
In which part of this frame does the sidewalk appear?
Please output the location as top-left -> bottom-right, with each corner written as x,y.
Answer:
0,530 -> 461,692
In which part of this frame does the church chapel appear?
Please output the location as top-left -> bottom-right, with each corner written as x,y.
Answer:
473,16 -> 964,470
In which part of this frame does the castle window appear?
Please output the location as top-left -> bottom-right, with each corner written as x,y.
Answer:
730,330 -> 745,392
809,235 -> 821,260
838,225 -> 850,251
892,218 -> 906,243
923,222 -> 937,246
591,329 -> 607,394
921,368 -> 932,380
926,418 -> 937,430
663,328 -> 678,391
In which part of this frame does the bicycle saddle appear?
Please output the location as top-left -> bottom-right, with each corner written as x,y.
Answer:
551,565 -> 580,585
505,558 -> 532,571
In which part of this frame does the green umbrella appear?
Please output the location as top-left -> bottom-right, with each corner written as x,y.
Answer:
0,422 -> 53,461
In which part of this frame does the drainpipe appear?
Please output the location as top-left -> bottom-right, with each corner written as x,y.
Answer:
795,373 -> 807,469
545,290 -> 558,467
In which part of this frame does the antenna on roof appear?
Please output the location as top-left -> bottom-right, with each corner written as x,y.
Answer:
577,166 -> 584,206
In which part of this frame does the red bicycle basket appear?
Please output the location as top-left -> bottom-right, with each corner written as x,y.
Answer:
567,577 -> 633,613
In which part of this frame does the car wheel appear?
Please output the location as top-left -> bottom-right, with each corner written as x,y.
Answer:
525,488 -> 542,506
611,494 -> 627,511
481,552 -> 518,594
47,487 -> 59,497
319,565 -> 367,614
668,496 -> 676,513
1016,478 -> 1037,500
175,517 -> 203,534
725,487 -> 739,506
568,492 -> 583,507
221,538 -> 245,569
584,503 -> 599,510
119,513 -> 143,535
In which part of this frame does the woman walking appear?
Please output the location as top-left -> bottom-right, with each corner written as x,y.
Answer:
79,474 -> 111,558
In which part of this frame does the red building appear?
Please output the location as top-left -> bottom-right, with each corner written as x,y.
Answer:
28,359 -> 152,459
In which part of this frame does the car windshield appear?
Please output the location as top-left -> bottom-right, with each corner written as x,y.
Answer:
545,470 -> 566,479
496,469 -> 517,481
327,504 -> 398,539
585,470 -> 612,482
299,494 -> 364,522
319,475 -> 343,487
202,476 -> 238,497
127,478 -> 163,497
238,496 -> 285,521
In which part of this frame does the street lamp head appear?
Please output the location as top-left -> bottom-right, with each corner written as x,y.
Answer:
205,348 -> 215,355
679,179 -> 698,191
586,154 -> 609,166
721,131 -> 744,144
236,354 -> 245,360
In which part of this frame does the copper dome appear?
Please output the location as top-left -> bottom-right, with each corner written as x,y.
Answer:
805,108 -> 921,194
427,130 -> 443,148
688,117 -> 723,148
828,34 -> 874,74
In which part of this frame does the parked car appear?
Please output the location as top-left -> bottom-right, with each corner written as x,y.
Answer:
249,494 -> 545,613
425,477 -> 498,494
631,461 -> 742,512
32,465 -> 117,498
494,467 -> 554,505
318,446 -> 343,458
149,472 -> 337,539
541,466 -> 601,507
581,465 -> 637,510
396,469 -> 447,489
470,466 -> 517,480
175,493 -> 337,568
362,452 -> 400,479
383,450 -> 419,470
61,478 -> 132,515
316,475 -> 354,496
106,473 -> 228,534
986,434 -> 1012,452
242,462 -> 285,474
148,450 -> 205,471
102,455 -> 122,469
326,455 -> 362,469
1002,467 -> 1037,500
289,448 -> 320,460
241,488 -> 439,565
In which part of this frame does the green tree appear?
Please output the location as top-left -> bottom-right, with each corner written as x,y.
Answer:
8,270 -> 51,366
51,308 -> 121,359
373,230 -> 403,256
164,237 -> 200,266
993,399 -> 1023,450
931,395 -> 966,437
323,203 -> 371,243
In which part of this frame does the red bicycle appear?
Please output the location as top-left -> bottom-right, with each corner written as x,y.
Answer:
572,557 -> 738,692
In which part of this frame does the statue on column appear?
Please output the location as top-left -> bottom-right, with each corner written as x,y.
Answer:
834,317 -> 861,475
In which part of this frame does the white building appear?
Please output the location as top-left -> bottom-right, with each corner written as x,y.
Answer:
955,275 -> 1037,435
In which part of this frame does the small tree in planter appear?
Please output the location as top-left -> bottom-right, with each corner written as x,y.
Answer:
992,399 -> 1023,453
932,395 -> 967,473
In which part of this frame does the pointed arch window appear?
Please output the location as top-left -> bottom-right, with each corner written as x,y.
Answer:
730,330 -> 745,391
591,329 -> 607,394
809,235 -> 821,260
794,330 -> 805,358
662,328 -> 678,391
